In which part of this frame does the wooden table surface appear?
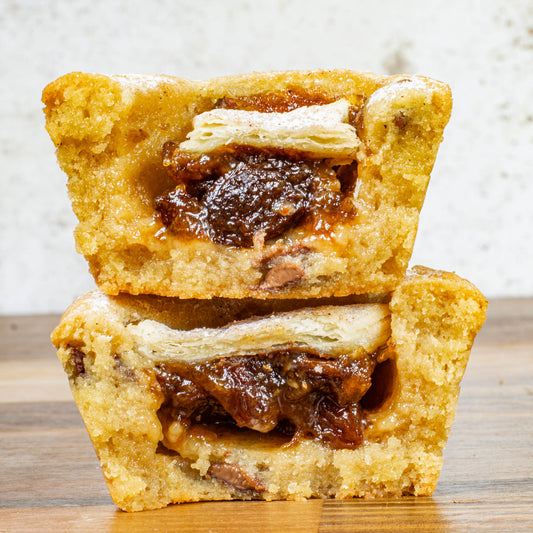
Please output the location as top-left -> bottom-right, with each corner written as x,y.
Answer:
1,298 -> 532,532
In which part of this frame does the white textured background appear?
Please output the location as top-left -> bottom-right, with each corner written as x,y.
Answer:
1,0 -> 532,315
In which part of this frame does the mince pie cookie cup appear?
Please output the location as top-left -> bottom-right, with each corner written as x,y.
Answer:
43,70 -> 452,298
51,267 -> 487,511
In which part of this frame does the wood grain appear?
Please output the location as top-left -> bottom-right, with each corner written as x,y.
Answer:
1,298 -> 532,532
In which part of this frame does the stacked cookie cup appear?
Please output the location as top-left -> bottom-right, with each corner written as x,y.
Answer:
43,70 -> 487,511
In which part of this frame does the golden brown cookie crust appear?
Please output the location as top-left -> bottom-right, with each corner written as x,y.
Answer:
51,268 -> 486,511
43,70 -> 452,299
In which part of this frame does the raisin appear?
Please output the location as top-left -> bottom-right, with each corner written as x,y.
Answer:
201,158 -> 311,247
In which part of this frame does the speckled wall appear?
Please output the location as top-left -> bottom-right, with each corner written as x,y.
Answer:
1,0 -> 532,314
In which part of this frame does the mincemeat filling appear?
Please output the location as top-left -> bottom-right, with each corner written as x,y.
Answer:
155,92 -> 360,248
216,91 -> 338,113
155,348 -> 381,449
156,145 -> 357,247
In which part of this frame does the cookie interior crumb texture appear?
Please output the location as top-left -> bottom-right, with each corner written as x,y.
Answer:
42,70 -> 452,299
51,268 -> 486,512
